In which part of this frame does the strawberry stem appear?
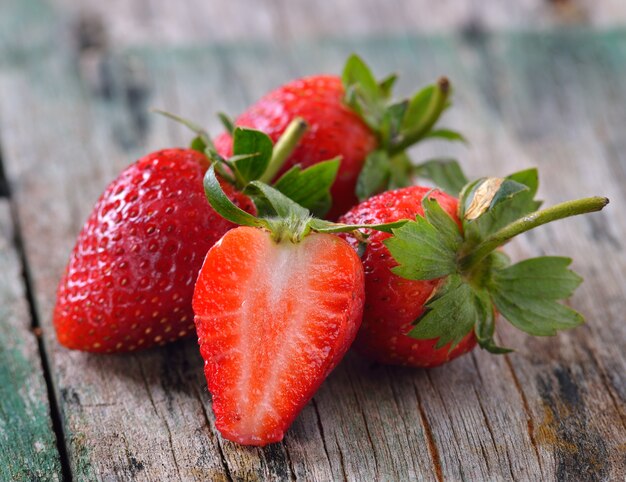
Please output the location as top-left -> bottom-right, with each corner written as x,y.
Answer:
259,118 -> 308,183
459,196 -> 609,272
388,77 -> 450,156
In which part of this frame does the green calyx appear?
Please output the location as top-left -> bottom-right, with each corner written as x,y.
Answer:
156,110 -> 341,218
384,167 -> 609,353
342,55 -> 468,201
204,166 -> 406,244
156,109 -> 406,242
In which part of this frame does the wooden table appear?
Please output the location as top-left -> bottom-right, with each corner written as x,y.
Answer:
1,1 -> 625,480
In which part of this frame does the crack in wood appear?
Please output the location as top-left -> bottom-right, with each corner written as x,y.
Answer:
413,381 -> 443,482
346,368 -> 379,479
503,350 -> 544,472
311,398 -> 333,476
333,432 -> 348,482
136,358 -> 183,480
191,383 -> 233,482
1,184 -> 73,480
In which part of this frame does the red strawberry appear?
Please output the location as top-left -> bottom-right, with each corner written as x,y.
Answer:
54,148 -> 254,353
340,186 -> 476,367
193,226 -> 364,445
340,171 -> 608,367
214,75 -> 375,219
215,55 -> 458,219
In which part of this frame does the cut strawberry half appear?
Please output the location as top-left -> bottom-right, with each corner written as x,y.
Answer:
193,227 -> 364,445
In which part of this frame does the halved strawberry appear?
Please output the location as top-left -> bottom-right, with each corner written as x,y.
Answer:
193,227 -> 364,445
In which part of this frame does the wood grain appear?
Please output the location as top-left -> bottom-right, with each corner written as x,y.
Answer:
0,0 -> 624,480
49,0 -> 626,46
0,201 -> 62,481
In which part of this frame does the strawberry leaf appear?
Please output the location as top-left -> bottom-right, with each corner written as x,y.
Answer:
203,166 -> 269,229
232,127 -> 273,184
385,197 -> 462,280
409,275 -> 479,349
388,153 -> 413,190
473,288 -> 512,353
413,158 -> 468,196
356,150 -> 391,201
218,112 -> 235,135
308,218 -> 407,235
246,181 -> 310,221
190,136 -> 208,154
342,54 -> 381,105
378,73 -> 398,98
461,172 -> 542,247
423,128 -> 467,143
402,84 -> 437,132
272,158 -> 340,217
489,257 -> 584,336
379,101 -> 409,147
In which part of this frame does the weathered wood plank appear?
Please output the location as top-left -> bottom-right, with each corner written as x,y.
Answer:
0,201 -> 62,481
1,1 -> 625,479
50,0 -> 626,46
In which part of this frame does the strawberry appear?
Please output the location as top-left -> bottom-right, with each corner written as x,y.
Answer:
53,148 -> 254,353
215,55 -> 465,219
194,227 -> 363,445
340,186 -> 475,366
340,170 -> 608,367
54,120 -> 328,353
194,166 -> 402,445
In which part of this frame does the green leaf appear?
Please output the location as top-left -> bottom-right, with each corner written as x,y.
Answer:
402,85 -> 435,131
489,257 -> 584,336
218,112 -> 235,135
232,127 -> 273,183
342,54 -> 380,103
461,175 -> 541,246
409,275 -> 479,349
246,181 -> 310,221
308,218 -> 407,235
378,73 -> 398,98
356,150 -> 391,201
491,256 -> 582,301
203,166 -> 268,229
190,136 -> 207,154
272,158 -> 340,217
385,198 -> 462,280
424,128 -> 467,143
414,159 -> 469,196
155,109 -> 221,161
388,153 -> 413,190
379,101 -> 408,146
506,168 -> 539,198
423,196 -> 463,248
473,289 -> 512,353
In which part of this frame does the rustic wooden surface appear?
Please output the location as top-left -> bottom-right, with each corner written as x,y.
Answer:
1,0 -> 625,481
0,202 -> 63,480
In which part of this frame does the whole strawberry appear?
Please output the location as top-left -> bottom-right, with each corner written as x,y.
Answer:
340,169 -> 608,367
215,55 -> 464,219
54,149 -> 254,353
194,168 -> 400,445
340,186 -> 475,366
